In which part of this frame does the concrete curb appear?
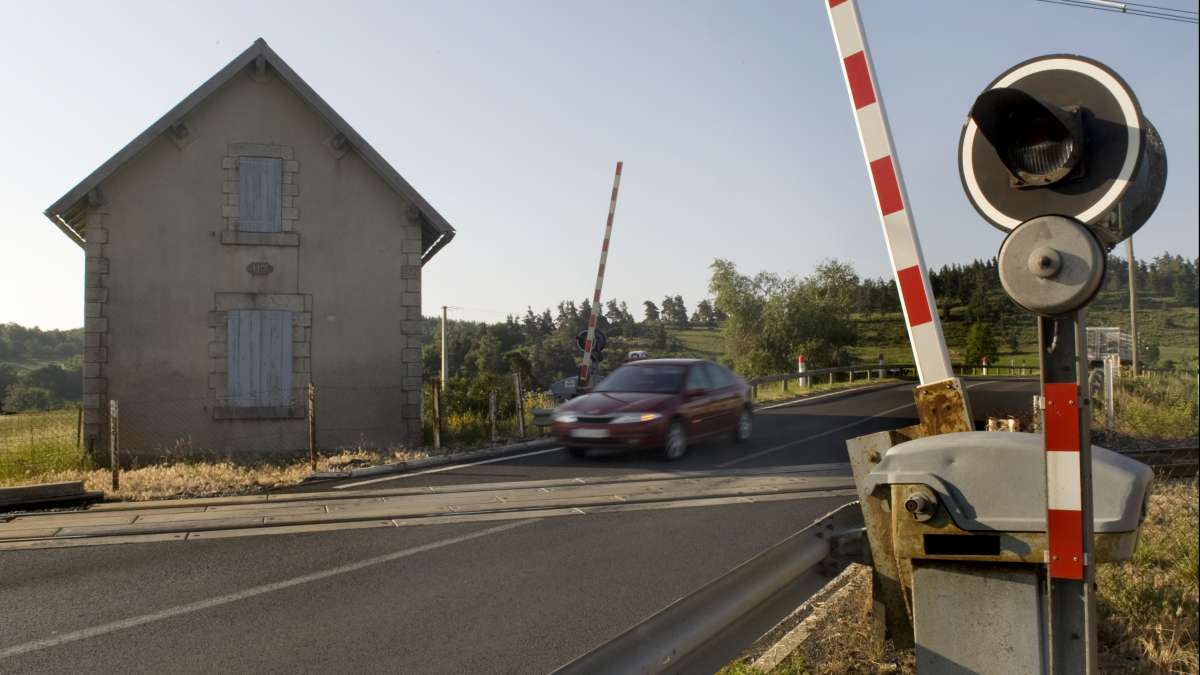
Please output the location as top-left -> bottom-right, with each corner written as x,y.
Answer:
304,437 -> 558,482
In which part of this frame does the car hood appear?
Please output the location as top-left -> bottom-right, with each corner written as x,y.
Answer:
559,392 -> 676,415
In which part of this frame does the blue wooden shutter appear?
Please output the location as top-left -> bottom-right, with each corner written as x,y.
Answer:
259,310 -> 293,406
227,310 -> 293,407
238,157 -> 282,232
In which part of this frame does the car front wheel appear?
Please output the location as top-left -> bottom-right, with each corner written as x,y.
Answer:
733,408 -> 753,443
660,420 -> 688,461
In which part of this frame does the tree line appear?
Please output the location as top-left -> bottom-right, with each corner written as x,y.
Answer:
0,252 -> 1194,412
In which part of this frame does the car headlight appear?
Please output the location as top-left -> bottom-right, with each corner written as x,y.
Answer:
554,413 -> 579,423
611,412 -> 662,424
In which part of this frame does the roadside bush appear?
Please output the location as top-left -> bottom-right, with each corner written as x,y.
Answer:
2,383 -> 61,412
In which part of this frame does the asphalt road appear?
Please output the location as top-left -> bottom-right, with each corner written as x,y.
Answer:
0,378 -> 1036,674
324,377 -> 1038,491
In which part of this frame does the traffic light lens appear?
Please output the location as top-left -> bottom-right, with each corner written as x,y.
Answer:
1011,117 -> 1077,180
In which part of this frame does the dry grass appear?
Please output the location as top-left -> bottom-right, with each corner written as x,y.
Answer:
5,448 -> 430,502
717,566 -> 913,675
1097,478 -> 1199,674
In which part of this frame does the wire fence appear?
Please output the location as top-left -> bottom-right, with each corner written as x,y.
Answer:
1,376 -> 559,486
0,407 -> 85,482
1089,365 -> 1199,476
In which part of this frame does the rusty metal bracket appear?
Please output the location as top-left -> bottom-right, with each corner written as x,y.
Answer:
913,377 -> 974,436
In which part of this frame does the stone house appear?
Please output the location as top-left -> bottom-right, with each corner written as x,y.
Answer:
43,39 -> 455,458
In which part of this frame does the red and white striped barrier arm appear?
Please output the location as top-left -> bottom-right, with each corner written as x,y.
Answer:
579,161 -> 623,387
826,0 -> 953,386
1043,383 -> 1085,579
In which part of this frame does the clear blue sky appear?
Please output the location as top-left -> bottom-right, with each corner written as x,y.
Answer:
2,0 -> 1196,329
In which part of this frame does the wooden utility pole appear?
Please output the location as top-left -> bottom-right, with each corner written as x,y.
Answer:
489,390 -> 498,445
108,400 -> 119,491
513,373 -> 526,439
441,305 -> 449,391
307,383 -> 317,470
431,376 -> 442,450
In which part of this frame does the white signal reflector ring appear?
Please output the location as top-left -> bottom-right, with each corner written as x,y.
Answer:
959,55 -> 1144,231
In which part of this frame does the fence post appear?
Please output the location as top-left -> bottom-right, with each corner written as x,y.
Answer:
489,390 -> 498,445
829,372 -> 834,386
514,373 -> 526,439
75,405 -> 83,451
1104,355 -> 1116,430
783,377 -> 788,392
432,376 -> 442,451
307,382 -> 317,471
849,369 -> 854,383
108,399 -> 119,491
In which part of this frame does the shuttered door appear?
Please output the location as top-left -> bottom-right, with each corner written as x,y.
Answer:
227,310 -> 293,407
238,157 -> 282,232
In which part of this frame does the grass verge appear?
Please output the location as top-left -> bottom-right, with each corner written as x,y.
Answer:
2,448 -> 431,502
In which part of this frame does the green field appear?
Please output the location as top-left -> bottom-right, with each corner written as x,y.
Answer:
0,408 -> 85,483
684,299 -> 1198,372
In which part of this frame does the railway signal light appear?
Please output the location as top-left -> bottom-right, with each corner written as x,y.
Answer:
959,55 -> 1168,250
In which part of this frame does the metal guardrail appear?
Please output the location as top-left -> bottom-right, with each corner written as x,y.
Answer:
747,362 -> 1051,392
551,502 -> 865,675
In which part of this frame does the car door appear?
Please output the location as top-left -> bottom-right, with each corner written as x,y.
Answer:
681,364 -> 718,437
704,363 -> 742,432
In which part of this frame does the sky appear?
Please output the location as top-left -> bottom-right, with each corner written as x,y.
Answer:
1,0 -> 1196,330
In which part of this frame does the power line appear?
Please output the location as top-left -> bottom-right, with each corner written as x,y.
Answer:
1123,1 -> 1198,15
1032,0 -> 1200,23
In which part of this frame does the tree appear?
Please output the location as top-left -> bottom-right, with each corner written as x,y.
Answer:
963,323 -> 999,367
691,299 -> 718,327
0,364 -> 19,413
708,258 -> 857,377
1005,328 -> 1021,354
642,300 -> 660,323
2,383 -> 58,412
24,364 -> 79,402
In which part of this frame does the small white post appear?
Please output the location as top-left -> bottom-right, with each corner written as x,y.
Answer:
798,354 -> 808,388
1104,355 -> 1117,430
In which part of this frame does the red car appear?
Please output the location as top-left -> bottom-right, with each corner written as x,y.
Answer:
552,358 -> 753,460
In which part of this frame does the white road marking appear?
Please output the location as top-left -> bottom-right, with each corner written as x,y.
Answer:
721,380 -> 991,467
0,520 -> 534,661
334,446 -> 566,489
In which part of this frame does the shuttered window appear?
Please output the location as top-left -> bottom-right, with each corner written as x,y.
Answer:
238,157 -> 282,232
227,309 -> 293,407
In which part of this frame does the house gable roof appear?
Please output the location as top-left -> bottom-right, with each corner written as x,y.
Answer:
43,38 -> 455,263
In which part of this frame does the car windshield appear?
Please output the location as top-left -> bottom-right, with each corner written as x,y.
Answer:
593,364 -> 687,393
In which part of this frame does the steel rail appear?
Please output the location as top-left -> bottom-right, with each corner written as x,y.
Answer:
551,502 -> 864,675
